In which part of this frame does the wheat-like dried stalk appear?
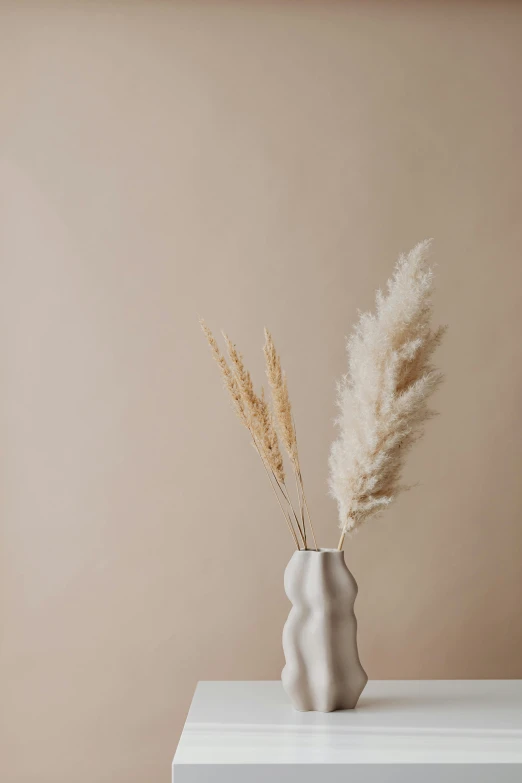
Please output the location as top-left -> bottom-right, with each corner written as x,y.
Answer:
264,329 -> 318,550
222,333 -> 284,482
257,389 -> 285,484
329,240 -> 446,549
199,319 -> 248,428
222,333 -> 257,421
263,329 -> 298,466
201,319 -> 300,549
223,332 -> 309,545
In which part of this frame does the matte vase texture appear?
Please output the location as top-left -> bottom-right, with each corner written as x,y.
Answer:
282,549 -> 368,712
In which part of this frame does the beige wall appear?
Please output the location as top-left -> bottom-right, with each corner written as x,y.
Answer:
2,1 -> 522,781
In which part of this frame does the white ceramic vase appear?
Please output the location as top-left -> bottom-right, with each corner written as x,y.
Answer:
281,549 -> 367,712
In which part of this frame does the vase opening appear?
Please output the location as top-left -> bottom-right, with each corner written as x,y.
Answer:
298,548 -> 342,553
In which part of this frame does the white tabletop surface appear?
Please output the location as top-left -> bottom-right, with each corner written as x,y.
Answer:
173,680 -> 522,782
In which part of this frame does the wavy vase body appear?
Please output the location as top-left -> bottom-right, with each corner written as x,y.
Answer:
282,549 -> 367,712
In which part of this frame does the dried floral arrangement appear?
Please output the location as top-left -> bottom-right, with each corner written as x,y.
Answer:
201,240 -> 445,551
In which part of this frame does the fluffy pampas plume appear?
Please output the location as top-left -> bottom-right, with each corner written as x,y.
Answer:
329,240 -> 446,549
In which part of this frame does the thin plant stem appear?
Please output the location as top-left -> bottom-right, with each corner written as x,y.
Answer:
252,437 -> 300,549
265,454 -> 306,547
300,473 -> 318,551
268,471 -> 301,550
337,532 -> 345,551
277,478 -> 307,549
293,470 -> 307,548
281,484 -> 307,549
292,416 -> 318,550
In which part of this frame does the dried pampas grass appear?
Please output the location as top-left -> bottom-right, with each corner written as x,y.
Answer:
264,329 -> 317,551
199,320 -> 248,428
200,239 -> 445,553
329,240 -> 446,548
263,330 -> 298,467
222,331 -> 285,485
200,319 -> 314,550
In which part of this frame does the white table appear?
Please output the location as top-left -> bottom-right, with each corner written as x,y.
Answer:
172,680 -> 522,782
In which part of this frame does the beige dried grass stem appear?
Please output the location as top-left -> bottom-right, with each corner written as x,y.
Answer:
199,319 -> 248,428
263,330 -> 298,465
292,416 -> 318,551
223,331 -> 308,548
264,329 -> 318,550
253,436 -> 300,550
223,334 -> 286,485
200,319 -> 301,549
258,389 -> 285,485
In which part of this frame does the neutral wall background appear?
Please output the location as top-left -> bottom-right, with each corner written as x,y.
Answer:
2,1 -> 522,781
